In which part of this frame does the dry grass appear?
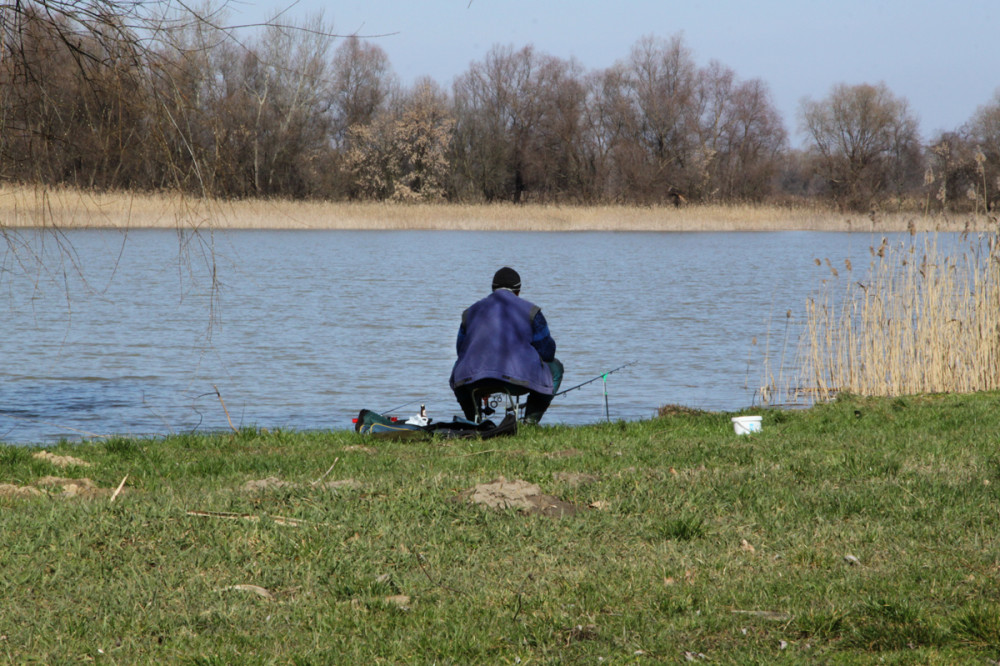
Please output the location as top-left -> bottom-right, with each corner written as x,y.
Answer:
1,184 -> 994,232
787,232 -> 1000,402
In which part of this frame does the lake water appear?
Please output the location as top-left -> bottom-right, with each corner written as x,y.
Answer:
0,228 -> 939,444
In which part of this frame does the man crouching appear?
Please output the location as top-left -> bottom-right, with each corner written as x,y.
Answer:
450,267 -> 563,424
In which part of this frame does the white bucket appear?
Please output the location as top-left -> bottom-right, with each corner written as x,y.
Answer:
731,415 -> 762,435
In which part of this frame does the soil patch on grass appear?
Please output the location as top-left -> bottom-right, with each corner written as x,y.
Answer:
0,483 -> 43,498
242,477 -> 296,491
32,451 -> 92,468
459,477 -> 578,517
1,476 -> 111,499
657,404 -> 707,417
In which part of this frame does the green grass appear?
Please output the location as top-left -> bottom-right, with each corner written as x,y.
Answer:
3,393 -> 1000,663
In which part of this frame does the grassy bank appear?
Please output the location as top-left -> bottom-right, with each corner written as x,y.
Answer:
0,184 -> 992,232
3,393 -> 1000,663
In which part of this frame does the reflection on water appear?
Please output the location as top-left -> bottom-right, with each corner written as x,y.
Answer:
0,227 -> 939,444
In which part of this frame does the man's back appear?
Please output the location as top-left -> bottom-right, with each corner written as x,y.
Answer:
451,288 -> 553,394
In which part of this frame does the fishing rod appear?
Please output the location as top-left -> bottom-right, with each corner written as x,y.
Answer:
554,360 -> 637,397
554,360 -> 637,422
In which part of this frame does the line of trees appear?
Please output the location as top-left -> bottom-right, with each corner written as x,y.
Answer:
2,1 -> 999,212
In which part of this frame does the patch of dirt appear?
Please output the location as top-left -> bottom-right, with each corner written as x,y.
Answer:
657,404 -> 706,417
35,476 -> 110,498
0,483 -> 43,498
459,477 -> 578,517
242,477 -> 295,491
32,451 -> 92,468
552,471 -> 599,486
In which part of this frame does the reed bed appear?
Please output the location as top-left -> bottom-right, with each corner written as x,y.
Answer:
788,231 -> 1000,401
0,184 -> 993,232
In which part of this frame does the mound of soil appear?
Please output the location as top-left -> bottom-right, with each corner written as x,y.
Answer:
657,404 -> 706,417
32,451 -> 92,468
0,483 -> 43,498
0,477 -> 111,499
459,477 -> 578,517
36,476 -> 110,498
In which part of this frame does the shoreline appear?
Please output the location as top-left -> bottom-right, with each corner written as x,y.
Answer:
0,185 -> 991,232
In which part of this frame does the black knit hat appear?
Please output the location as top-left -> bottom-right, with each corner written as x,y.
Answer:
492,267 -> 521,291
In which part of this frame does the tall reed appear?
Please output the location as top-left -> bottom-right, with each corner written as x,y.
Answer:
790,230 -> 1000,401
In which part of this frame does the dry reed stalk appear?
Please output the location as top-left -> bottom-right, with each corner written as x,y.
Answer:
110,475 -> 128,503
1,184 -> 995,232
213,385 -> 238,433
311,458 -> 340,486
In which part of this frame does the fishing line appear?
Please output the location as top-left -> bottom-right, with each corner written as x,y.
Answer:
381,398 -> 424,415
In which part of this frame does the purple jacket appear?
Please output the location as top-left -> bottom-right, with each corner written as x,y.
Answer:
449,289 -> 556,394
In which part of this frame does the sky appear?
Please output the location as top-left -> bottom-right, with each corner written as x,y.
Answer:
230,0 -> 1000,146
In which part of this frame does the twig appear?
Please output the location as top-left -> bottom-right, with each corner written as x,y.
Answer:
311,457 -> 339,486
412,550 -> 466,597
213,385 -> 239,433
512,572 -> 533,622
110,475 -> 128,503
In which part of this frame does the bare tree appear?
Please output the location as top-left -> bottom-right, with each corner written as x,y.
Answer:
966,90 -> 1000,211
521,54 -> 589,201
621,34 -> 699,202
800,82 -> 921,211
451,44 -> 550,203
926,130 -> 981,213
693,65 -> 787,202
0,1 -> 151,188
330,36 -> 395,148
